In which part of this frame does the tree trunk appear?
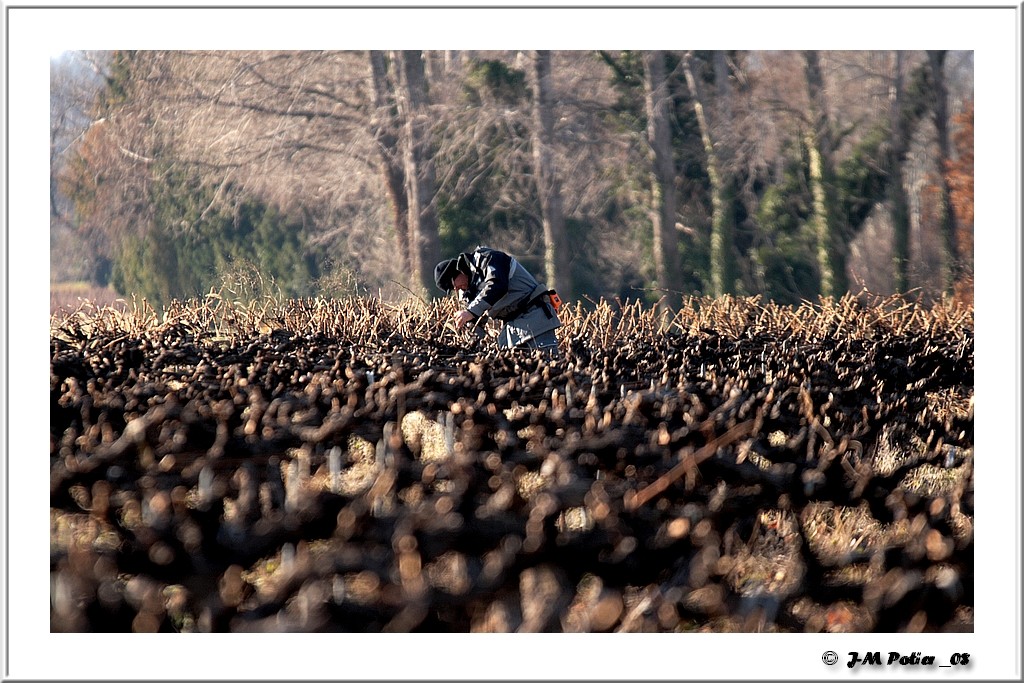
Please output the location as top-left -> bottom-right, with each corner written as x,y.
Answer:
805,132 -> 838,297
682,52 -> 735,298
529,51 -> 572,299
426,50 -> 447,82
927,50 -> 959,292
802,50 -> 846,298
642,50 -> 681,309
369,51 -> 412,277
394,50 -> 441,297
445,51 -> 462,75
887,51 -> 911,293
879,55 -> 935,295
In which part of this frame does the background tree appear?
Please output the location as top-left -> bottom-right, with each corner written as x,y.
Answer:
927,50 -> 960,292
58,51 -> 161,290
52,50 -> 974,311
946,99 -> 974,304
529,50 -> 572,299
642,50 -> 682,309
135,50 -> 404,295
682,51 -> 740,298
871,53 -> 937,293
432,56 -> 535,257
51,54 -> 105,284
369,51 -> 412,277
885,52 -> 912,293
395,50 -> 442,297
801,50 -> 845,297
947,100 -> 974,263
59,51 -> 324,308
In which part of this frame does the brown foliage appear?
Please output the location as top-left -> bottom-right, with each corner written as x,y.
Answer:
947,100 -> 974,243
946,99 -> 974,306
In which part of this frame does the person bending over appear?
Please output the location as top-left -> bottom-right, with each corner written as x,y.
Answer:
434,246 -> 561,355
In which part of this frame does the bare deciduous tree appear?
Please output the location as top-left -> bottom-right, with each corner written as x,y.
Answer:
395,50 -> 441,297
52,49 -> 974,306
529,50 -> 572,299
51,52 -> 108,280
682,51 -> 738,298
802,50 -> 845,297
886,52 -> 912,293
369,51 -> 412,276
642,50 -> 681,309
927,50 -> 960,292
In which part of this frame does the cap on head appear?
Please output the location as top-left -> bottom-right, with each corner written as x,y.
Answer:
434,258 -> 460,293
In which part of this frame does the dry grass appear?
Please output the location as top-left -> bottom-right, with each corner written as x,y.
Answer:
51,289 -> 974,349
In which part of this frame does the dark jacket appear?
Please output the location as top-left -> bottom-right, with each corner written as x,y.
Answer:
457,246 -> 561,349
